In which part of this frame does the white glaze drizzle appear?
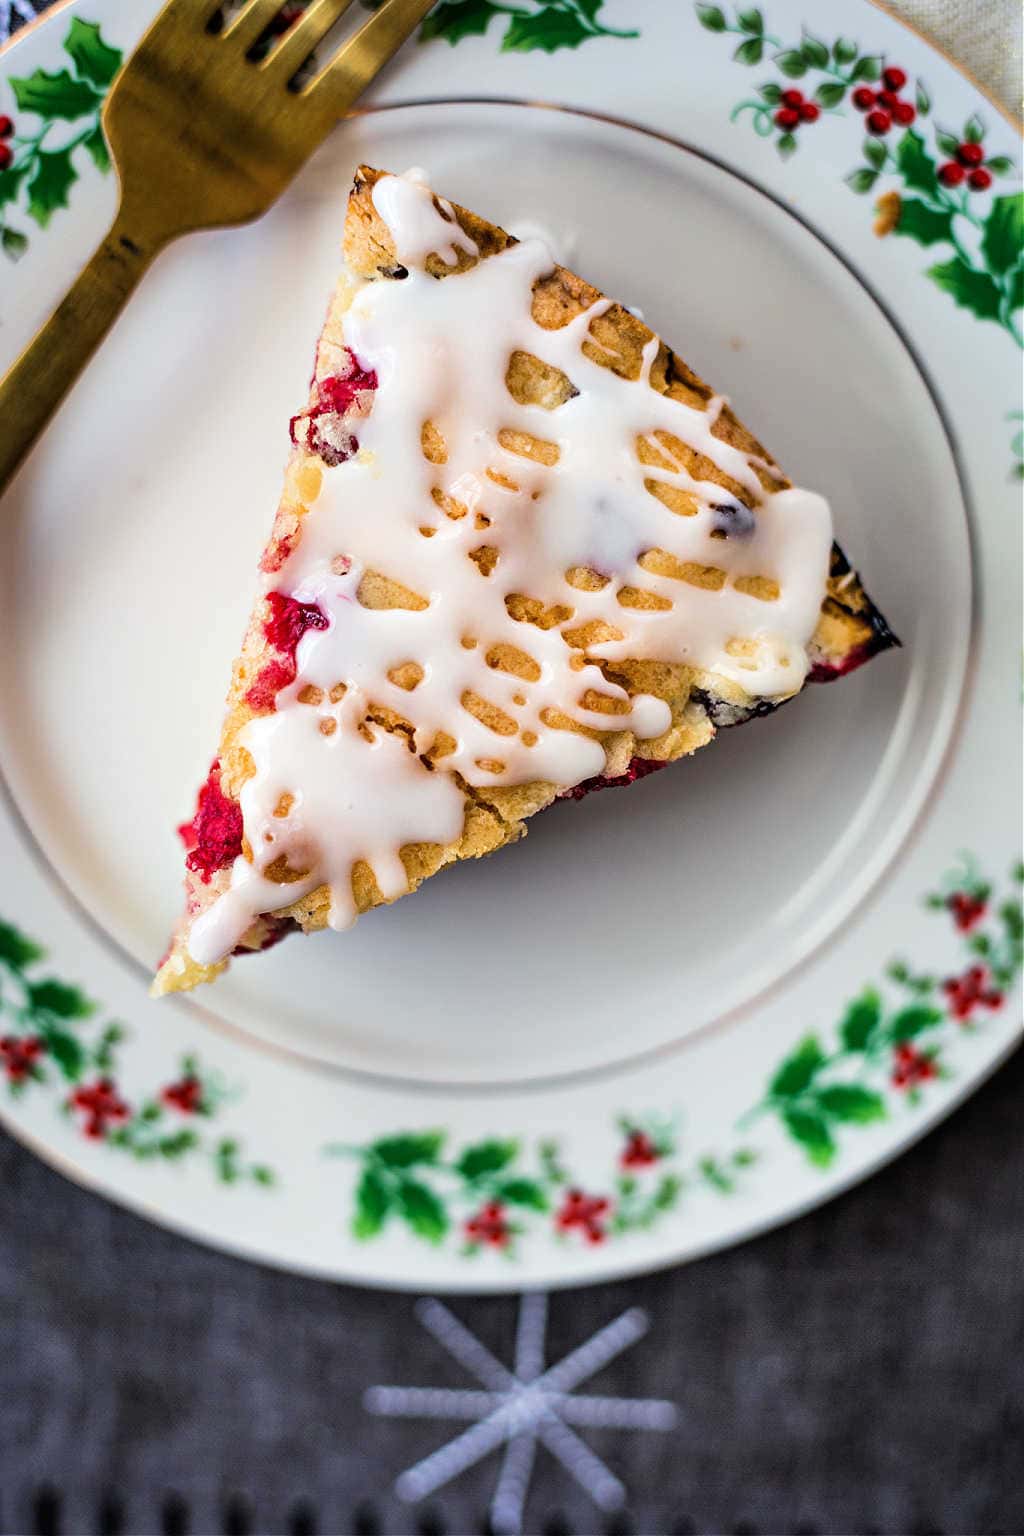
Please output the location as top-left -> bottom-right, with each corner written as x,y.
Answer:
188,172 -> 832,966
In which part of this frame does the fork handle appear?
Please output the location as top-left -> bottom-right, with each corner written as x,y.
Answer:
0,206 -> 162,496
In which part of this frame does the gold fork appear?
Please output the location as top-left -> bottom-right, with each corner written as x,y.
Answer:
0,0 -> 435,492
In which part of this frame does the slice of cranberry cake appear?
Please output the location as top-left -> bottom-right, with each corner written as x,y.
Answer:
154,166 -> 896,995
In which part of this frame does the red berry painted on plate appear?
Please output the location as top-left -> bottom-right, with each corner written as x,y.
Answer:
882,66 -> 907,91
798,102 -> 820,123
891,1042 -> 937,1090
948,892 -> 987,931
893,101 -> 916,125
0,143 -> 12,170
866,110 -> 892,135
465,1201 -> 511,1249
775,107 -> 800,130
781,88 -> 804,109
162,1075 -> 204,1113
942,965 -> 1003,1021
852,87 -> 876,111
0,115 -> 13,137
957,141 -> 985,166
877,89 -> 899,112
968,167 -> 992,190
621,1130 -> 659,1169
68,1077 -> 131,1139
938,161 -> 965,186
0,1035 -> 45,1083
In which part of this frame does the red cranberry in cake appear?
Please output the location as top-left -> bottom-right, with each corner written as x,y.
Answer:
178,759 -> 243,882
289,351 -> 378,466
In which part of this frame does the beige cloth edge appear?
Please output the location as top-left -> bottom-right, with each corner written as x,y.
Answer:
882,0 -> 1022,116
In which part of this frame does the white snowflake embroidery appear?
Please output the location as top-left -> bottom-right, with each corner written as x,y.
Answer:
365,1294 -> 677,1536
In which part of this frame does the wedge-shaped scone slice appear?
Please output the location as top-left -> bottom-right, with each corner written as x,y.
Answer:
155,166 -> 896,995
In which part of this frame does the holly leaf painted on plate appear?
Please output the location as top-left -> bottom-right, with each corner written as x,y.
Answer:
799,31 -> 829,68
40,1026 -> 86,1081
769,1034 -> 826,1098
371,1130 -> 444,1168
888,1003 -> 944,1041
455,1139 -> 518,1180
83,124 -> 111,174
26,147 -> 78,228
896,129 -> 939,196
782,1105 -> 835,1167
495,1177 -> 549,1211
816,1084 -> 886,1125
0,921 -> 44,971
851,54 -> 881,82
773,49 -> 806,78
1009,263 -> 1024,313
0,161 -> 30,211
9,67 -> 101,120
396,1176 -> 448,1242
63,18 -> 123,90
420,0 -> 501,45
695,4 -> 728,31
894,196 -> 953,246
352,1165 -> 392,1238
27,977 -> 94,1019
733,37 -> 763,65
863,136 -> 886,169
832,36 -> 857,65
736,8 -> 764,34
981,192 -> 1024,276
815,80 -> 846,108
1,226 -> 29,260
839,989 -> 882,1052
927,257 -> 1003,324
847,168 -> 879,194
501,7 -> 590,53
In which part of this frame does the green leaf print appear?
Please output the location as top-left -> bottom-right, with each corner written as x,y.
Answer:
769,1034 -> 826,1098
892,197 -> 954,247
9,68 -> 100,119
62,17 -> 123,89
371,1131 -> 445,1168
26,978 -> 94,1019
782,1106 -> 835,1167
815,1085 -> 886,1125
420,0 -> 501,45
353,1165 -> 392,1238
895,130 -> 939,196
396,1176 -> 449,1242
926,258 -> 1003,324
981,193 -> 1024,277
455,1139 -> 518,1180
0,922 -> 45,972
838,990 -> 882,1051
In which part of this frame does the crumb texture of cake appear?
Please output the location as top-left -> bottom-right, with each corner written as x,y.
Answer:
154,165 -> 896,995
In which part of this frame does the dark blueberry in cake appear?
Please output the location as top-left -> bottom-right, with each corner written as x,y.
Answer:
710,501 -> 756,539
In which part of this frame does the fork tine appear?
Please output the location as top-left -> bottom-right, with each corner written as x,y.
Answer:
302,0 -> 436,104
265,0 -> 358,78
223,0 -> 291,49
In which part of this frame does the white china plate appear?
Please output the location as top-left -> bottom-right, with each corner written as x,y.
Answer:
0,0 -> 1019,1290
